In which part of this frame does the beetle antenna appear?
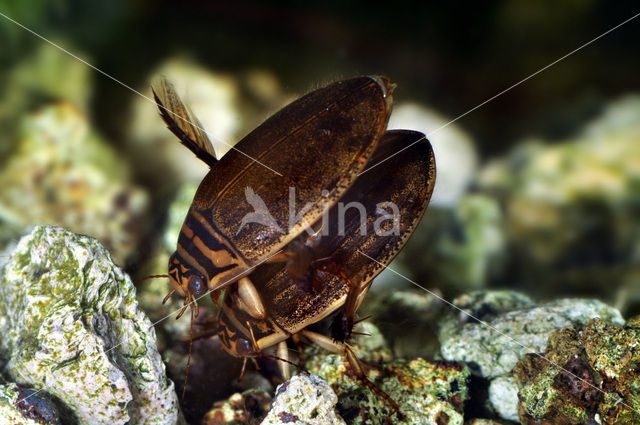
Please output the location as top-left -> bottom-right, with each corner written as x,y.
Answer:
260,353 -> 303,372
350,331 -> 371,337
353,315 -> 372,325
191,296 -> 199,318
135,274 -> 169,284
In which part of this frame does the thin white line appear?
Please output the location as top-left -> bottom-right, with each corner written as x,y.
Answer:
15,249 -> 283,404
356,249 -> 640,415
0,10 -> 283,177
358,10 -> 640,177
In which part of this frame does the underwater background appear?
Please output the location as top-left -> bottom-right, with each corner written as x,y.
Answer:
0,2 -> 639,424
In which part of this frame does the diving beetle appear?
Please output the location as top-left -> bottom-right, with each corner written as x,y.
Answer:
153,77 -> 435,412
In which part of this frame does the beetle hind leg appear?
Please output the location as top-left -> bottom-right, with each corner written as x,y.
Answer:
300,329 -> 400,416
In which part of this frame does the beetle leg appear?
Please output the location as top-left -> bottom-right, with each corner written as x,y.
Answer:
162,288 -> 176,304
276,341 -> 291,380
176,295 -> 190,320
236,277 -> 266,319
300,329 -> 400,416
238,357 -> 248,382
251,357 -> 260,371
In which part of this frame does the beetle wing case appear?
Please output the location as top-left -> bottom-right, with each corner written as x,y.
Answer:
192,77 -> 394,266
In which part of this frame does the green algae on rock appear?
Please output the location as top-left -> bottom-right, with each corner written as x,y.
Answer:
438,291 -> 624,421
0,225 -> 180,425
514,317 -> 640,425
439,294 -> 624,379
260,374 -> 346,425
303,322 -> 469,425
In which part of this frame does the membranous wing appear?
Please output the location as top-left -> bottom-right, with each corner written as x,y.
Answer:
152,77 -> 218,167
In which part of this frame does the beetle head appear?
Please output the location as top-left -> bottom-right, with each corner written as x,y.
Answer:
216,306 -> 259,358
168,251 -> 208,299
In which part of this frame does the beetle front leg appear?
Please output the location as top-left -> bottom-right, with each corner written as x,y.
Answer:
235,277 -> 266,319
300,329 -> 400,416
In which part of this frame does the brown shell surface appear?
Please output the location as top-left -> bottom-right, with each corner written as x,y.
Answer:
192,77 -> 391,265
249,130 -> 436,334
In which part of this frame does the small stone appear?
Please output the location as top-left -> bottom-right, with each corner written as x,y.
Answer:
487,375 -> 519,421
387,103 -> 478,207
201,389 -> 271,425
0,225 -> 180,425
0,382 -> 62,425
260,374 -> 346,425
360,289 -> 443,359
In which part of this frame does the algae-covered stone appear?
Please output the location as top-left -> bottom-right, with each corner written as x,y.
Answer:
307,355 -> 468,425
514,317 -> 640,424
304,322 -> 469,425
0,225 -> 180,425
260,374 -> 346,425
201,389 -> 271,425
0,103 -> 148,264
446,290 -> 534,322
438,292 -> 624,421
439,294 -> 624,378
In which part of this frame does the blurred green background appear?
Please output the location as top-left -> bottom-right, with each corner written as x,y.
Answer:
0,1 -> 638,310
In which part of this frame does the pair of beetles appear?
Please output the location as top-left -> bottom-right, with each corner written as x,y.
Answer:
153,75 -> 436,413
